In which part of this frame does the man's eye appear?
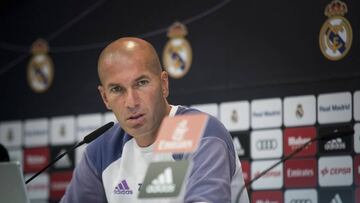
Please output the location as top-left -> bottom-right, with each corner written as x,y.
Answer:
137,80 -> 149,87
110,86 -> 123,93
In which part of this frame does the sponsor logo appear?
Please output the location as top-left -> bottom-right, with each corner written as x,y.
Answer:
114,180 -> 133,195
251,160 -> 283,189
319,188 -> 353,203
146,167 -> 175,194
284,189 -> 317,203
158,119 -> 192,150
163,22 -> 192,79
27,155 -> 46,165
319,125 -> 352,154
25,173 -> 49,199
288,136 -> 311,149
77,113 -> 102,141
287,168 -> 314,178
27,38 -> 54,93
233,137 -> 245,156
284,127 -> 316,157
24,147 -> 50,173
252,110 -> 281,117
318,156 -> 353,186
54,149 -> 72,168
155,114 -> 207,153
290,199 -> 312,203
51,146 -> 74,171
317,92 -> 352,124
232,132 -> 249,158
251,191 -> 283,203
319,0 -> 353,61
251,98 -> 282,129
320,166 -> 351,176
285,159 -> 317,187
138,160 -> 189,199
319,104 -> 351,112
256,139 -> 277,150
330,194 -> 343,203
24,118 -> 48,147
251,129 -> 282,159
50,171 -> 72,200
324,138 -> 345,150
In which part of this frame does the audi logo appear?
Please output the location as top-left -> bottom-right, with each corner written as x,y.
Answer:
290,199 -> 312,203
256,139 -> 277,150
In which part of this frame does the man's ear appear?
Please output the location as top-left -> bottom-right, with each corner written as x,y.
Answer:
160,71 -> 169,98
98,85 -> 111,110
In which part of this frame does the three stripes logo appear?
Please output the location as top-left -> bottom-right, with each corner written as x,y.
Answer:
138,160 -> 190,199
146,167 -> 176,193
330,194 -> 343,203
113,180 -> 133,195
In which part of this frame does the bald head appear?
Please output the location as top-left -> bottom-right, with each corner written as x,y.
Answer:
98,37 -> 162,84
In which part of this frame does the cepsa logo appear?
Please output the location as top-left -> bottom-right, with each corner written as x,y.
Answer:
319,156 -> 353,187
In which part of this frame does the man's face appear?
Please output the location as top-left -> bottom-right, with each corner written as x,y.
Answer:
98,53 -> 169,140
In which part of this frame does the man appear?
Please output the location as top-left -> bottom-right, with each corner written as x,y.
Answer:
61,37 -> 249,203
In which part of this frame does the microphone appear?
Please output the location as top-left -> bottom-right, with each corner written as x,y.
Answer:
25,121 -> 114,184
235,126 -> 354,203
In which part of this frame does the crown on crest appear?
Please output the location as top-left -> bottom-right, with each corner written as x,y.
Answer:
325,0 -> 348,17
30,38 -> 49,54
167,22 -> 188,38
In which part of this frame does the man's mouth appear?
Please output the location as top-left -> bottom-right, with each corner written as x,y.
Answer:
127,113 -> 144,121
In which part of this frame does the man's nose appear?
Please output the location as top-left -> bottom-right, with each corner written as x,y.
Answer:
125,89 -> 140,110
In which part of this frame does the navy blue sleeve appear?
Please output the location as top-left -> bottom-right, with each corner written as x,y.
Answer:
59,149 -> 107,203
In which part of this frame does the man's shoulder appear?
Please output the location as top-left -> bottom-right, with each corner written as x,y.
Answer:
85,123 -> 132,174
176,105 -> 229,137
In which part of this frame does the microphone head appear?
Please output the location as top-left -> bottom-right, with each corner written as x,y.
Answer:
318,125 -> 354,141
83,122 -> 114,144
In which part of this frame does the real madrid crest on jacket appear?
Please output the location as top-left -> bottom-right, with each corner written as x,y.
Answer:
319,0 -> 353,61
162,22 -> 192,79
27,38 -> 54,93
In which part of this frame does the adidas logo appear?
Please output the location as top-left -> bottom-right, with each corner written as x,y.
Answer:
233,137 -> 245,156
324,138 -> 346,150
113,180 -> 133,195
330,194 -> 342,203
54,149 -> 72,168
146,167 -> 176,194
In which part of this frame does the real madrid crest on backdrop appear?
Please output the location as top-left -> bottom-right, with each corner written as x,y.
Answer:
319,0 -> 353,61
27,38 -> 54,93
162,22 -> 193,79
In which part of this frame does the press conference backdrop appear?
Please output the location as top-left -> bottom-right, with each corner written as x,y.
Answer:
0,0 -> 359,202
